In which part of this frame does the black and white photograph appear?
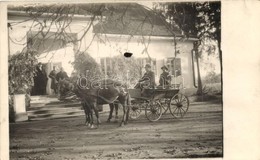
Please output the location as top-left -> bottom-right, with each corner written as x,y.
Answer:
4,1 -> 224,159
2,1 -> 225,159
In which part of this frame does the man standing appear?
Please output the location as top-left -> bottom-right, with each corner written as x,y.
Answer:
56,67 -> 69,98
135,64 -> 156,89
56,67 -> 69,82
49,66 -> 58,95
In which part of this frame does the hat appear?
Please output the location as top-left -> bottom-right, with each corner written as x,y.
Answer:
145,64 -> 151,68
161,65 -> 168,70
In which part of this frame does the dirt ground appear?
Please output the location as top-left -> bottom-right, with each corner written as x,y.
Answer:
10,100 -> 223,160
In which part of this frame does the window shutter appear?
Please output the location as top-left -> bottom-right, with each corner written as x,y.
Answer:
166,58 -> 182,76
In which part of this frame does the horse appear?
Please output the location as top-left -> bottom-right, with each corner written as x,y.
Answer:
59,78 -> 131,128
81,101 -> 119,127
107,103 -> 119,122
59,78 -> 120,126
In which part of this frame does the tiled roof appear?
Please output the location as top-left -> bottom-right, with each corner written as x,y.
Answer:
8,3 -> 183,37
92,3 -> 182,37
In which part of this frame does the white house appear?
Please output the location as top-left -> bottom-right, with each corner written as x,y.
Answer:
8,3 -> 199,95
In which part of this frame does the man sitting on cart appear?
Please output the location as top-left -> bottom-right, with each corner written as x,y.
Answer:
158,65 -> 171,89
134,64 -> 156,97
134,64 -> 156,90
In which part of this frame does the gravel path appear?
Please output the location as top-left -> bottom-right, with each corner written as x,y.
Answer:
10,101 -> 223,159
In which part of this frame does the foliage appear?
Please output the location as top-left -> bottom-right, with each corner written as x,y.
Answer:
197,2 -> 221,43
201,71 -> 222,96
107,56 -> 143,88
202,83 -> 222,96
203,71 -> 221,84
8,50 -> 38,94
71,51 -> 143,87
153,3 -> 198,37
71,51 -> 102,78
9,50 -> 36,121
153,2 -> 221,57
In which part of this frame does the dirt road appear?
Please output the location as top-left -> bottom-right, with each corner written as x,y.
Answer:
10,101 -> 222,159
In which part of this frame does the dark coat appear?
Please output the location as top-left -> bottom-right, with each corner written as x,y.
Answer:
56,71 -> 69,81
33,66 -> 48,95
137,71 -> 156,89
159,71 -> 171,86
49,70 -> 58,89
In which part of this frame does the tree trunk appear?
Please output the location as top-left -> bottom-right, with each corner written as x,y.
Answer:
196,53 -> 203,95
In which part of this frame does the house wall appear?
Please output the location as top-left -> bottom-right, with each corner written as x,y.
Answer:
90,34 -> 197,89
151,39 -> 195,89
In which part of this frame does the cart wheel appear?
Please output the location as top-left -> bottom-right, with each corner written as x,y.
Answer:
129,103 -> 142,120
145,100 -> 162,122
169,93 -> 189,118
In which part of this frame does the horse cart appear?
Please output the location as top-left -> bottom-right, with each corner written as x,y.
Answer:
127,87 -> 190,122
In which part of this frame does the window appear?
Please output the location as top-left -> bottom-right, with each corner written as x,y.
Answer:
166,58 -> 181,76
101,57 -> 157,77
